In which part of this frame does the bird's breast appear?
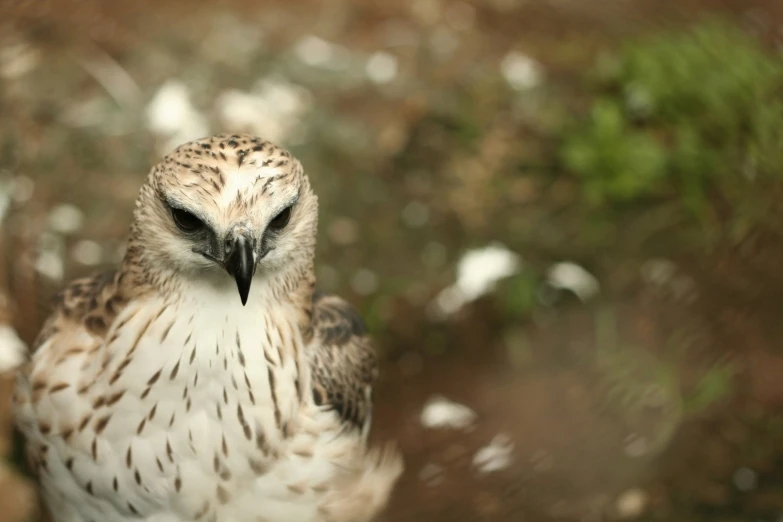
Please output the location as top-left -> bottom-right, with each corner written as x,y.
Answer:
71,294 -> 311,519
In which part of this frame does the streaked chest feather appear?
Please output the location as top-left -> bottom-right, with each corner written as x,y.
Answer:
25,289 -> 313,521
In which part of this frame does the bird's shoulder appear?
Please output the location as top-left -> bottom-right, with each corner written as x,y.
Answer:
16,271 -> 127,476
308,290 -> 379,432
33,270 -> 126,351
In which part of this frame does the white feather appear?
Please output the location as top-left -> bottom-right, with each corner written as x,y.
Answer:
20,279 -> 400,522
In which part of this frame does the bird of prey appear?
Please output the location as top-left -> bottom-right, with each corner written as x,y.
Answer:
13,134 -> 403,522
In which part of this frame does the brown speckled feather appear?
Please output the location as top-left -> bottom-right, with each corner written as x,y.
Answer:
15,134 -> 402,522
32,271 -> 127,351
308,291 -> 378,433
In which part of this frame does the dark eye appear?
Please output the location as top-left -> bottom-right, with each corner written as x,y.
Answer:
171,207 -> 204,232
268,206 -> 292,231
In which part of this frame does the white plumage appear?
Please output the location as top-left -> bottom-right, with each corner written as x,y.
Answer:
14,135 -> 402,522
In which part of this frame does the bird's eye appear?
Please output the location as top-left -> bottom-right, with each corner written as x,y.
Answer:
268,206 -> 292,231
171,207 -> 204,232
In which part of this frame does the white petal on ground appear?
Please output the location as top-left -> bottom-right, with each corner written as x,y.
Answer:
71,240 -> 103,266
36,233 -> 65,282
0,324 -> 26,373
216,77 -> 312,144
501,51 -> 542,90
48,204 -> 84,234
615,488 -> 648,519
0,41 -> 40,79
420,395 -> 477,429
546,261 -> 600,301
146,80 -> 195,134
295,36 -> 337,67
418,462 -> 445,486
146,80 -> 209,152
623,433 -> 651,458
473,433 -> 514,474
429,286 -> 464,318
429,243 -> 521,318
11,176 -> 34,203
456,245 -> 521,300
365,52 -> 398,84
35,251 -> 64,281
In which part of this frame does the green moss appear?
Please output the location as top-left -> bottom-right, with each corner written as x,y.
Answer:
561,19 -> 783,243
562,98 -> 668,204
500,270 -> 541,319
683,356 -> 736,415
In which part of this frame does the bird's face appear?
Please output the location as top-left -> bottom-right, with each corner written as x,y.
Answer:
132,135 -> 318,305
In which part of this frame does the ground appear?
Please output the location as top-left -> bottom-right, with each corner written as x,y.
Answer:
2,0 -> 783,521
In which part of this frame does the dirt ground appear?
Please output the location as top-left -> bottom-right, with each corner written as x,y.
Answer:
3,1 -> 783,521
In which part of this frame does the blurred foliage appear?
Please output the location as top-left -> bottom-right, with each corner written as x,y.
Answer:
683,356 -> 736,415
592,306 -> 735,455
593,306 -> 683,455
499,270 -> 541,319
561,20 -> 783,245
562,99 -> 668,204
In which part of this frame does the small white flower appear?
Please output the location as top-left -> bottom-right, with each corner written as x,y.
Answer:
48,204 -> 84,234
216,77 -> 312,144
366,52 -> 398,84
0,41 -> 40,79
146,80 -> 209,152
501,51 -> 542,90
473,434 -> 514,474
0,324 -> 26,373
429,244 -> 521,318
420,395 -> 476,429
615,488 -> 648,519
11,176 -> 34,203
295,36 -> 335,67
36,250 -> 64,281
547,262 -> 600,301
72,240 -> 103,266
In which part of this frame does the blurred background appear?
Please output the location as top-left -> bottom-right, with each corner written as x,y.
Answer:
2,0 -> 783,520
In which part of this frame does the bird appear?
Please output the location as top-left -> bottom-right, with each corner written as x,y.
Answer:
13,134 -> 403,522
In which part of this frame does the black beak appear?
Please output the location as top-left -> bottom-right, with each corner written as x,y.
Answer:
224,235 -> 255,306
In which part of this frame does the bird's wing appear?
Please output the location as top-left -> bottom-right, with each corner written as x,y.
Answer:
307,291 -> 379,434
32,270 -> 122,351
15,270 -> 124,481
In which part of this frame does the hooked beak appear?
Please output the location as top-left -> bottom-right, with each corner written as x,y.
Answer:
223,235 -> 255,306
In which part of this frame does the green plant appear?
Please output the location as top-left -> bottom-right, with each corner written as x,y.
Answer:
500,270 -> 541,318
561,19 -> 783,242
562,98 -> 668,204
592,306 -> 735,454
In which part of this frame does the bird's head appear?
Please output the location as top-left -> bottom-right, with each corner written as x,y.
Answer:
127,134 -> 318,305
